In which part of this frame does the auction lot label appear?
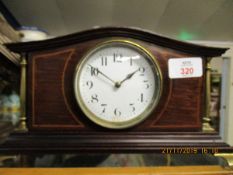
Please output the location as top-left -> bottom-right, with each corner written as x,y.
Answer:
168,57 -> 203,79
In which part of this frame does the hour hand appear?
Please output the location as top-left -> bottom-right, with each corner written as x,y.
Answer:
88,64 -> 116,85
116,68 -> 139,87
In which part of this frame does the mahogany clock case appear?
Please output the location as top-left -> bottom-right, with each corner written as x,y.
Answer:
5,27 -> 228,133
28,39 -> 203,132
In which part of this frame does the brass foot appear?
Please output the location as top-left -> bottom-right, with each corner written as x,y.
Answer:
215,153 -> 233,168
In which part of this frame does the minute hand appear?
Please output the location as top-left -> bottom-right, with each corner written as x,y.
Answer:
88,64 -> 116,85
119,68 -> 139,86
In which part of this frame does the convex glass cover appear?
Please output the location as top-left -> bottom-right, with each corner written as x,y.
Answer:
74,40 -> 162,129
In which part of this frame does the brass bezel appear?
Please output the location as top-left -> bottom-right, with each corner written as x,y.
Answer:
74,39 -> 163,129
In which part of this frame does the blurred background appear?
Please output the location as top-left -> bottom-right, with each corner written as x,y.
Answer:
1,0 -> 233,41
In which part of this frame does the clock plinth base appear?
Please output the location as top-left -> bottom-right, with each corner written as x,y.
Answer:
0,132 -> 230,154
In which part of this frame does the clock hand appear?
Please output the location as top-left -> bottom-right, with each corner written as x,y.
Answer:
88,64 -> 116,85
117,68 -> 140,87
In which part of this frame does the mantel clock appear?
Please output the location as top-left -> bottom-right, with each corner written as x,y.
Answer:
3,27 -> 229,153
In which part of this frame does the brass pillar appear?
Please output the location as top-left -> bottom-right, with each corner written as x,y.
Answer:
202,58 -> 215,132
16,56 -> 28,132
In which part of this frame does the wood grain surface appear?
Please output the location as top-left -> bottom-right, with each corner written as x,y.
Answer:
0,166 -> 232,175
27,38 -> 204,131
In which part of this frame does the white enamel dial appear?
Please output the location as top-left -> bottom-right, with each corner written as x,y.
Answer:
74,40 -> 162,129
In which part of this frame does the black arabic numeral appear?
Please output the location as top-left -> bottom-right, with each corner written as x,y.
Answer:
86,81 -> 93,89
139,67 -> 145,76
113,53 -> 122,63
143,80 -> 150,89
114,108 -> 121,116
140,93 -> 144,102
91,94 -> 99,103
101,56 -> 107,66
130,103 -> 135,112
130,57 -> 133,66
101,104 -> 107,113
91,67 -> 98,76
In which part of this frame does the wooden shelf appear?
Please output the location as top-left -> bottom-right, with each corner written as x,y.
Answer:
0,166 -> 232,175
